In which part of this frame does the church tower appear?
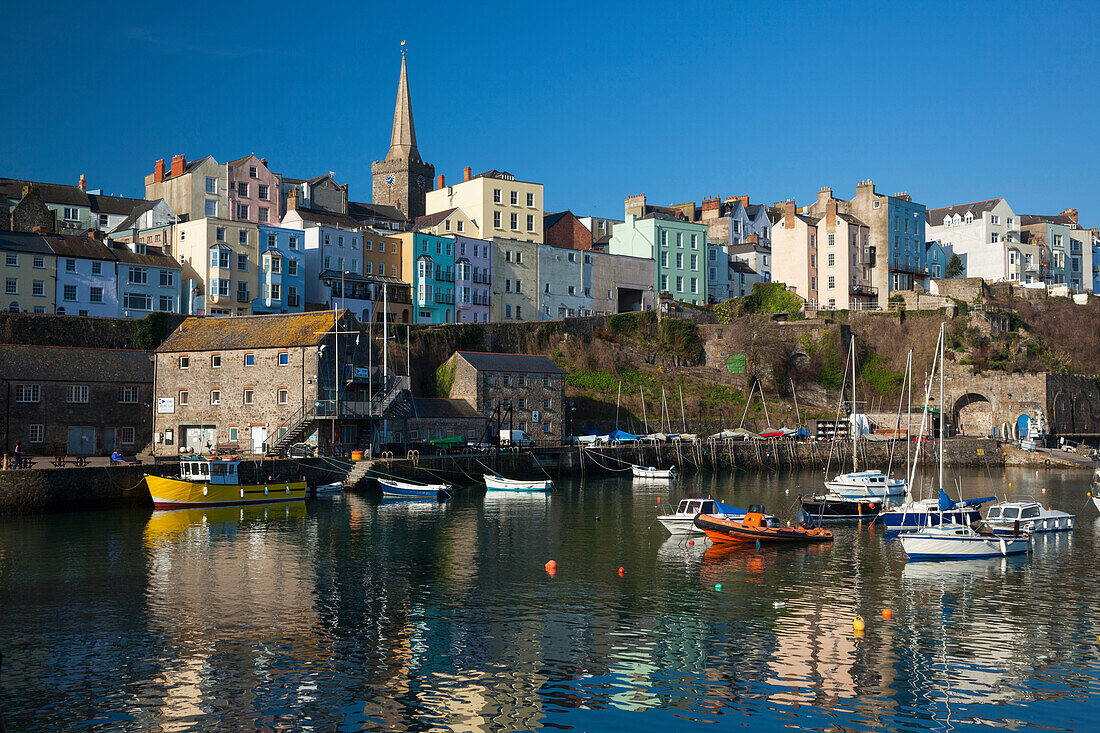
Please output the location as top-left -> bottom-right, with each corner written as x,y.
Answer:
372,45 -> 434,221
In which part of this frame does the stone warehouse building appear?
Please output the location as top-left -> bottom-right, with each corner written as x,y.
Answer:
444,351 -> 566,443
151,310 -> 408,456
0,344 -> 153,456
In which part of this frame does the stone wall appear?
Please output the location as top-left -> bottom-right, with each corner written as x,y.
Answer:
0,312 -> 186,348
929,277 -> 987,302
943,368 -> 1100,438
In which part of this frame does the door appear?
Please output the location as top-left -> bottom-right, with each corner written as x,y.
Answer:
252,426 -> 267,454
183,426 -> 217,453
67,427 -> 95,455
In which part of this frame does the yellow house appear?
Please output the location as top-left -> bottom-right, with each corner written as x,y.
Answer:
171,218 -> 259,316
0,231 -> 57,314
425,169 -> 544,244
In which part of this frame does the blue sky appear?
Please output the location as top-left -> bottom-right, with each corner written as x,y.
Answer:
2,1 -> 1097,220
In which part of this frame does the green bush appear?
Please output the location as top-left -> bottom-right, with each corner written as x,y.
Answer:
658,318 -> 703,362
816,341 -> 845,390
565,370 -> 619,392
433,359 -> 457,397
860,353 -> 904,394
134,312 -> 171,352
742,282 -> 804,315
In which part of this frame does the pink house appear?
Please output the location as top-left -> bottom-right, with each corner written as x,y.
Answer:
227,154 -> 282,225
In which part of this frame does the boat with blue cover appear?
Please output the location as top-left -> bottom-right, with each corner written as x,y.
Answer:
378,477 -> 452,499
658,497 -> 756,535
879,489 -> 995,530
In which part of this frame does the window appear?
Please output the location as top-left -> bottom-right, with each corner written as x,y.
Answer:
516,251 -> 523,264
527,192 -> 534,207
676,232 -> 683,247
244,353 -> 255,367
258,184 -> 269,200
457,220 -> 464,232
510,212 -> 518,230
32,281 -> 44,296
269,283 -> 281,300
527,214 -> 534,231
177,389 -> 189,406
676,276 -> 683,292
660,251 -> 668,267
277,388 -> 288,405
237,282 -> 248,302
289,236 -> 298,250
239,230 -> 249,246
828,276 -> 836,289
5,279 -> 16,294
65,259 -> 76,273
243,388 -> 254,405
494,211 -> 502,228
235,253 -> 248,271
123,293 -> 152,310
568,285 -> 576,295
691,234 -> 698,248
660,274 -> 668,291
828,234 -> 835,246
493,188 -> 501,203
33,256 -> 44,269
827,253 -> 835,267
160,269 -> 175,287
67,385 -> 89,403
278,352 -> 289,366
211,390 -> 221,405
236,182 -> 248,197
128,267 -> 148,284
236,204 -> 249,219
543,421 -> 552,434
690,277 -> 698,293
119,386 -> 138,404
258,207 -> 269,223
4,253 -> 15,267
63,207 -> 79,221
505,304 -> 512,318
204,176 -> 218,193
991,215 -> 999,225
63,285 -> 77,301
158,295 -> 174,312
215,227 -> 226,243
543,397 -> 552,409
205,200 -> 218,217
90,287 -> 103,303
15,384 -> 39,403
28,424 -> 43,443
690,254 -> 697,270
676,253 -> 683,268
211,354 -> 222,368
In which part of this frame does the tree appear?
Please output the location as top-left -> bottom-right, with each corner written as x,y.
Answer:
945,254 -> 965,278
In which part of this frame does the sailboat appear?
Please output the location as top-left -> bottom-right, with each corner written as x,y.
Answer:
899,324 -> 1030,560
823,338 -> 907,499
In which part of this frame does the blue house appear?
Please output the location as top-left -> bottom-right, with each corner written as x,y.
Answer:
399,232 -> 456,323
254,225 -> 305,314
925,240 -> 955,280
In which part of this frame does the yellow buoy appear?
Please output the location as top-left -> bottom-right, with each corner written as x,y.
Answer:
853,615 -> 866,632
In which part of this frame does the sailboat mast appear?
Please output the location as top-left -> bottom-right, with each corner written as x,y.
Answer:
938,321 -> 945,492
615,381 -> 622,431
640,386 -> 649,434
678,385 -> 687,433
851,337 -> 858,473
906,349 -> 912,480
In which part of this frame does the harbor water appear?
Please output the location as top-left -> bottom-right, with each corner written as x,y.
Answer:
1,466 -> 1098,731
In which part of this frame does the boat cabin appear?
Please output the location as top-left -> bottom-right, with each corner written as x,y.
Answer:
987,502 -> 1041,522
179,458 -> 240,485
677,499 -> 721,515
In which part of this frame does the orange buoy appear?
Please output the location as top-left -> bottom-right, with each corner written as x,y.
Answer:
618,566 -> 625,576
882,608 -> 893,620
688,540 -> 694,546
545,560 -> 557,572
657,497 -> 661,504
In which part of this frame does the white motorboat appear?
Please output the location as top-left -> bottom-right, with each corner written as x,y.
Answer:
825,470 -> 907,498
658,497 -> 749,535
632,465 -> 677,479
378,478 -> 452,499
313,481 -> 344,495
984,498 -> 1074,534
483,474 -> 552,492
900,523 -> 1030,560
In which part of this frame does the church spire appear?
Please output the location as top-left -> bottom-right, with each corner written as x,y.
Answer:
386,43 -> 420,164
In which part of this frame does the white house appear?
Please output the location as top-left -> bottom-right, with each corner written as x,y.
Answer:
925,199 -> 1020,283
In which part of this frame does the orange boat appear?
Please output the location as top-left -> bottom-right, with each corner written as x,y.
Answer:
694,505 -> 834,544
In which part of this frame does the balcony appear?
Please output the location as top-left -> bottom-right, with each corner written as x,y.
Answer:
850,283 -> 878,298
888,259 -> 927,276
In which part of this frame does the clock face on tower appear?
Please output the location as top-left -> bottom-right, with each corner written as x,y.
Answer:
417,175 -> 425,188
385,175 -> 395,187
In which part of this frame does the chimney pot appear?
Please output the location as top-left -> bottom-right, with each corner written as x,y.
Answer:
170,154 -> 186,178
436,174 -> 445,190
78,174 -> 86,192
154,159 -> 165,183
463,166 -> 472,182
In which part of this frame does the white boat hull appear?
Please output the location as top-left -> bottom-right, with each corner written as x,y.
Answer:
632,465 -> 676,479
314,482 -> 344,495
825,471 -> 906,498
379,478 -> 451,498
1093,496 -> 1100,513
901,533 -> 1030,560
483,475 -> 552,491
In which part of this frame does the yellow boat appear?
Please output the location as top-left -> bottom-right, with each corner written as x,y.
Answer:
145,457 -> 307,509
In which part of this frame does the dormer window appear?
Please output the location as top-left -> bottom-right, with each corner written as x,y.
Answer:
964,213 -> 973,224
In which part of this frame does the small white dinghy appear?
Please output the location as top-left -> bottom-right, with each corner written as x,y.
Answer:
483,474 -> 552,492
378,478 -> 452,499
900,523 -> 1030,560
313,481 -> 344,495
632,465 -> 677,479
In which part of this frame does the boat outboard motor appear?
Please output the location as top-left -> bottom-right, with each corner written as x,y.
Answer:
796,508 -> 816,529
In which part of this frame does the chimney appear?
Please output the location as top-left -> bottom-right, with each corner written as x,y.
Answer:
154,159 -> 165,183
816,186 -> 833,210
463,166 -> 472,182
826,198 -> 838,225
701,196 -> 721,215
784,199 -> 796,229
746,233 -> 759,245
436,174 -> 445,190
78,174 -> 86,192
1060,208 -> 1079,224
32,225 -> 47,235
170,154 -> 186,178
287,188 -> 299,211
260,158 -> 268,166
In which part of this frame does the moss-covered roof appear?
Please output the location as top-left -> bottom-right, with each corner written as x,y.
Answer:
155,310 -> 346,353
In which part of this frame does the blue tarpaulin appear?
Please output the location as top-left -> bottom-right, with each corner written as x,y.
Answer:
608,429 -> 639,442
714,500 -> 747,515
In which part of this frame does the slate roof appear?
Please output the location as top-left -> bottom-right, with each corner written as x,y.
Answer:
348,201 -> 407,223
292,206 -> 361,229
0,177 -> 145,217
728,242 -> 769,255
41,233 -> 115,261
925,198 -> 1003,224
455,351 -> 565,374
0,344 -> 152,382
729,260 -> 758,274
156,310 -> 346,353
0,231 -> 55,254
413,208 -> 457,230
87,193 -> 145,216
109,199 -> 164,233
837,213 -> 868,227
543,211 -> 571,230
161,155 -> 214,182
1020,213 -> 1079,228
109,244 -> 180,268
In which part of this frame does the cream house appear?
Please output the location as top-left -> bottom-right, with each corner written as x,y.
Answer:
171,218 -> 259,316
425,169 -> 544,244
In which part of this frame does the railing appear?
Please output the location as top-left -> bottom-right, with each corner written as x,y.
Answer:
889,260 -> 927,276
850,283 -> 878,298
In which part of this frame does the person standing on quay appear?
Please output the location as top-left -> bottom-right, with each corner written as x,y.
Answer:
13,440 -> 23,469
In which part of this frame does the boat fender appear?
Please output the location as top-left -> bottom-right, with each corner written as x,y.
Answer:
714,583 -> 722,591
1045,458 -> 1051,466
264,487 -> 269,496
202,486 -> 208,496
285,486 -> 290,495
773,601 -> 785,609
240,489 -> 245,498
853,615 -> 866,632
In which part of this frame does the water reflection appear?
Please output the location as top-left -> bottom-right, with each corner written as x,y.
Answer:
0,468 -> 1098,731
